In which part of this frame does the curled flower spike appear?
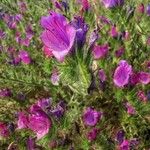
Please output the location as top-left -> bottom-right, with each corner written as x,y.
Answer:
41,12 -> 76,62
113,60 -> 132,87
50,69 -> 60,85
83,107 -> 102,126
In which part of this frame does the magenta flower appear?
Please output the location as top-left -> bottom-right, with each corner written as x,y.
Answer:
113,60 -> 132,87
81,0 -> 90,11
137,90 -> 147,102
0,88 -> 11,98
17,112 -> 28,129
41,12 -> 76,62
83,107 -> 101,126
119,140 -> 129,150
19,50 -> 31,64
137,3 -> 144,14
0,122 -> 9,137
98,69 -> 106,82
28,114 -> 51,139
71,16 -> 89,48
109,25 -> 118,37
115,47 -> 125,58
125,102 -> 136,115
129,72 -> 139,85
137,72 -> 150,84
92,44 -> 109,59
86,128 -> 100,141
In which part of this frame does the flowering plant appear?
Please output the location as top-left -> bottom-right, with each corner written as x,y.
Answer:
0,0 -> 150,149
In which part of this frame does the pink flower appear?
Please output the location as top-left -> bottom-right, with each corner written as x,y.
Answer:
119,139 -> 130,150
92,44 -> 109,59
137,72 -> 150,84
17,112 -> 28,129
109,25 -> 118,37
28,114 -> 51,139
40,12 -> 76,62
137,90 -> 147,102
43,46 -> 53,58
113,60 -> 132,87
125,102 -> 136,115
0,122 -> 9,137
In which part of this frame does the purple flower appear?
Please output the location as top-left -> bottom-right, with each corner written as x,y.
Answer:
115,47 -> 125,58
15,14 -> 23,22
26,25 -> 34,40
146,4 -> 150,16
19,50 -> 31,64
40,12 -> 76,62
92,44 -> 109,59
119,140 -> 129,150
86,128 -> 100,141
102,0 -> 124,8
116,130 -> 125,144
17,112 -> 28,129
37,98 -> 52,111
28,114 -> 51,139
0,122 -> 9,137
50,69 -> 60,85
51,101 -> 66,118
98,69 -> 106,82
125,102 -> 136,115
137,72 -> 150,84
0,88 -> 11,98
83,107 -> 101,126
71,16 -> 89,48
113,60 -> 132,87
89,29 -> 99,47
